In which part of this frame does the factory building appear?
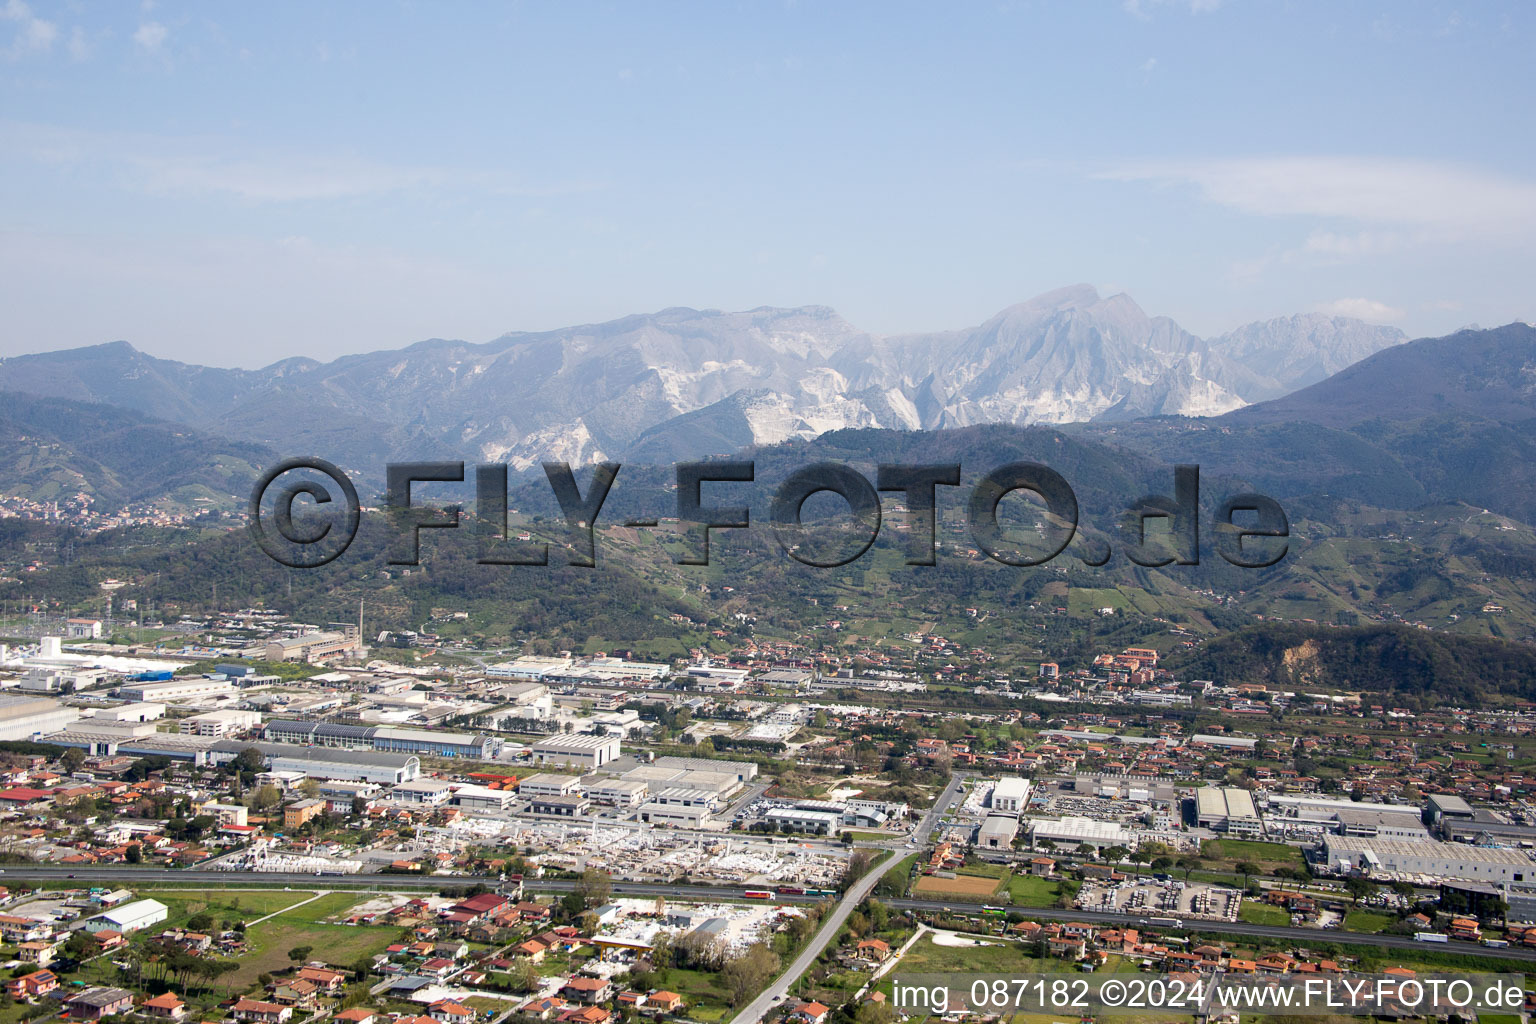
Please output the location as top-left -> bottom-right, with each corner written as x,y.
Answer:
1029,816 -> 1137,851
991,777 -> 1032,814
652,755 -> 758,784
1323,836 -> 1536,883
763,807 -> 842,835
977,814 -> 1020,849
84,899 -> 168,935
585,778 -> 649,808
263,720 -> 496,759
528,734 -> 621,769
0,695 -> 80,741
1194,786 -> 1263,836
390,780 -> 455,805
210,741 -> 419,784
263,628 -> 362,663
450,784 -> 517,812
119,678 -> 234,703
179,709 -> 262,737
638,803 -> 709,828
517,773 -> 583,799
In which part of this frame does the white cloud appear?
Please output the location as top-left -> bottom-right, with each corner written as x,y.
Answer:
1123,0 -> 1223,18
66,25 -> 89,61
0,120 -> 602,203
1316,297 -> 1404,323
132,20 -> 166,52
3,0 -> 57,55
1101,156 -> 1536,240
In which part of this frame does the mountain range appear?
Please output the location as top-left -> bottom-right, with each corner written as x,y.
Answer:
0,285 -> 1405,472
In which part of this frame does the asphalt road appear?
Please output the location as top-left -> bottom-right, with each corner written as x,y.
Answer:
8,864 -> 1534,964
733,853 -> 893,1024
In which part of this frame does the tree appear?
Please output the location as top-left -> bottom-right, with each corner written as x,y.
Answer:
124,842 -> 142,864
505,958 -> 540,993
287,946 -> 313,963
59,747 -> 86,773
1344,877 -> 1378,906
571,868 -> 611,911
720,943 -> 780,1005
231,746 -> 265,775
1235,861 -> 1259,888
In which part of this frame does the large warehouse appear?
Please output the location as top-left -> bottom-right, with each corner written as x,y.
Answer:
0,695 -> 80,741
1323,836 -> 1536,884
1194,786 -> 1263,836
211,741 -> 420,784
1029,816 -> 1137,851
992,777 -> 1032,814
263,720 -> 496,759
528,734 -> 621,769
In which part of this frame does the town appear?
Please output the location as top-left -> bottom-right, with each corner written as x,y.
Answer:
0,614 -> 1529,1024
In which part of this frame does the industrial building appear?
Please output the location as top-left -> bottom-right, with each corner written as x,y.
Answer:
652,755 -> 758,783
263,720 -> 495,759
179,709 -> 262,737
991,777 -> 1031,814
83,898 -> 168,934
449,784 -> 517,812
1323,835 -> 1536,883
390,780 -> 455,805
119,677 -> 234,703
1427,794 -> 1477,827
528,734 -> 621,769
210,741 -> 420,784
1029,816 -> 1137,851
517,773 -> 583,799
586,778 -> 649,808
0,695 -> 80,741
977,814 -> 1020,849
763,807 -> 842,835
638,802 -> 709,827
1194,786 -> 1263,836
263,628 -> 362,663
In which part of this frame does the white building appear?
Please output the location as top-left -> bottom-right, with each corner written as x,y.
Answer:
1323,836 -> 1536,884
84,898 -> 168,934
390,779 -> 455,805
1195,787 -> 1263,836
0,694 -> 81,742
518,773 -> 583,799
528,734 -> 621,770
179,709 -> 262,737
991,777 -> 1032,814
119,678 -> 234,703
1029,816 -> 1137,851
586,778 -> 649,808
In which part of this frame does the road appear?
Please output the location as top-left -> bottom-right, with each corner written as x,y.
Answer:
733,852 -> 894,1024
8,864 -> 1536,965
915,771 -> 967,844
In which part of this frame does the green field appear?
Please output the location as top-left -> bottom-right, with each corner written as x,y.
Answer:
1200,838 -> 1306,872
1005,873 -> 1078,908
141,889 -> 400,989
1238,901 -> 1291,926
1342,909 -> 1394,934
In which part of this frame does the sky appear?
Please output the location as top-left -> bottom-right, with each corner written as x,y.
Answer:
1,0 -> 1533,367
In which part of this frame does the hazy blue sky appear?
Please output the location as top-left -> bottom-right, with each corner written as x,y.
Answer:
2,1 -> 1532,366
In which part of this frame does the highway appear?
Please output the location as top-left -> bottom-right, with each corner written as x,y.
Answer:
6,864 -> 1535,964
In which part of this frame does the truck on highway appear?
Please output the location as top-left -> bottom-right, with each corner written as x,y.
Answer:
1148,916 -> 1184,928
1414,932 -> 1449,943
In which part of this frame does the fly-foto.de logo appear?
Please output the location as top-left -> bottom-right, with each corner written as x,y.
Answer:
248,458 -> 1287,571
